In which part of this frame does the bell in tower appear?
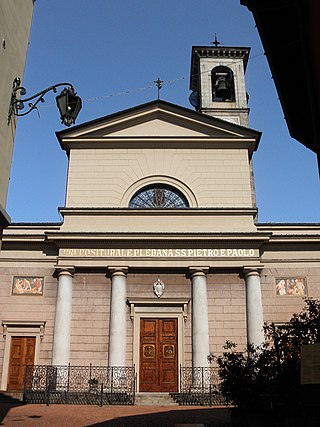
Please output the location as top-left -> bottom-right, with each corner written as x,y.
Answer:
212,67 -> 235,101
215,75 -> 230,99
189,44 -> 250,127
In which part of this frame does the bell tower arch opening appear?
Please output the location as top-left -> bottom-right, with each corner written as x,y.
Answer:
211,66 -> 235,102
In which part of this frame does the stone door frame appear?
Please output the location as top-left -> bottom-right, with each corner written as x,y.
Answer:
1,321 -> 45,391
127,298 -> 189,392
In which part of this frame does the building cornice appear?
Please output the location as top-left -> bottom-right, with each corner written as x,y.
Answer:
258,223 -> 320,230
44,231 -> 271,246
58,207 -> 258,217
58,136 -> 259,153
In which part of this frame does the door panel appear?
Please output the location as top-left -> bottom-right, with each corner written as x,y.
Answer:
139,318 -> 178,392
140,319 -> 158,390
7,337 -> 36,391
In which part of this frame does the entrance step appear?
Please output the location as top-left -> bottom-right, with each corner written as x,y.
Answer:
135,392 -> 178,406
0,391 -> 24,403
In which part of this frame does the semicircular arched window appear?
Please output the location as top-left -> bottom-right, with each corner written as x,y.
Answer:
129,184 -> 189,209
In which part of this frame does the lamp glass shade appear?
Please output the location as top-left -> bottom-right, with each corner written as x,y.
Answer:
56,88 -> 82,126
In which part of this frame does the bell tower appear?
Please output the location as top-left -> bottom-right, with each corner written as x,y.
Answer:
189,45 -> 250,127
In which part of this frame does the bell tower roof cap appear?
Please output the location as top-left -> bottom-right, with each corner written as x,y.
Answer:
190,46 -> 251,91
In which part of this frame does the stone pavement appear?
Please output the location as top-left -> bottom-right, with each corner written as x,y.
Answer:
0,403 -> 232,426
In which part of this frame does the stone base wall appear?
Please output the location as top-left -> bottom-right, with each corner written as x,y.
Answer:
1,266 -> 320,389
70,273 -> 110,366
207,273 -> 246,356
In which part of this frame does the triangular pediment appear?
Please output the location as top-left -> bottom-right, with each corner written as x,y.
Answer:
56,100 -> 261,153
97,115 -> 219,137
58,100 -> 259,138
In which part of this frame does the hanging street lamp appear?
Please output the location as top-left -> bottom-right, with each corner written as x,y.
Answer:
8,77 -> 82,127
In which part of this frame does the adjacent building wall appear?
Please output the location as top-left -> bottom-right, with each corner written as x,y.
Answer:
0,0 -> 35,236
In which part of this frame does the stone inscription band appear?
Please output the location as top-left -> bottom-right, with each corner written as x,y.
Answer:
60,248 -> 257,258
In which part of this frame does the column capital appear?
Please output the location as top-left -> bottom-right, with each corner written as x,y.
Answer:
243,266 -> 263,278
189,267 -> 209,278
107,266 -> 128,278
53,267 -> 75,278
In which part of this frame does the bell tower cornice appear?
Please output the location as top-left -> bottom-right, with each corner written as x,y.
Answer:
190,46 -> 250,91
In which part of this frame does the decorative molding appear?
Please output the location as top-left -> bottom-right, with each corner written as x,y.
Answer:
126,297 -> 190,322
2,320 -> 46,340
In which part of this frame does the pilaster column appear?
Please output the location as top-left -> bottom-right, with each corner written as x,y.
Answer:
52,268 -> 74,365
190,267 -> 210,367
244,268 -> 264,347
108,267 -> 128,367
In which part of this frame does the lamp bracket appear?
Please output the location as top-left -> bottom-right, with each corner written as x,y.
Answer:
8,77 -> 74,124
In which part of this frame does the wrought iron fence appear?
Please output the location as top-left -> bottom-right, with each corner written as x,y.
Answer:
171,366 -> 226,406
23,364 -> 135,405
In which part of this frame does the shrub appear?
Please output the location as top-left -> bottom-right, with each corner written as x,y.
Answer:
210,298 -> 320,409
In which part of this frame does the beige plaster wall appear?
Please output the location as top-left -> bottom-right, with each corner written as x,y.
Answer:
65,147 -> 253,209
60,212 -> 257,233
0,0 -> 34,209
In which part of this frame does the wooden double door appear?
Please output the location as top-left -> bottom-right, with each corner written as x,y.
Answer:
139,318 -> 178,392
7,337 -> 36,391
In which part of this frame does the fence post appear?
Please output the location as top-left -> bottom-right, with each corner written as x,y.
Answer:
202,367 -> 204,405
67,363 -> 71,391
65,364 -> 70,404
23,364 -> 27,403
46,366 -> 50,406
111,366 -> 114,397
209,383 -> 212,407
100,383 -> 103,407
133,365 -> 136,405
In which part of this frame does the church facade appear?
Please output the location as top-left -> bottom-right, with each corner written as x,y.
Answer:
1,45 -> 319,393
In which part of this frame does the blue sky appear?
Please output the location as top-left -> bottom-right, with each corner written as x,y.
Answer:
7,0 -> 319,223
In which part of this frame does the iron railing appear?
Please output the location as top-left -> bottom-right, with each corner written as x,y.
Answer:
23,364 -> 135,405
171,366 -> 226,406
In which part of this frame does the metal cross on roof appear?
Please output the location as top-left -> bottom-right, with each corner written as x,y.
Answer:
211,33 -> 221,47
154,77 -> 163,99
